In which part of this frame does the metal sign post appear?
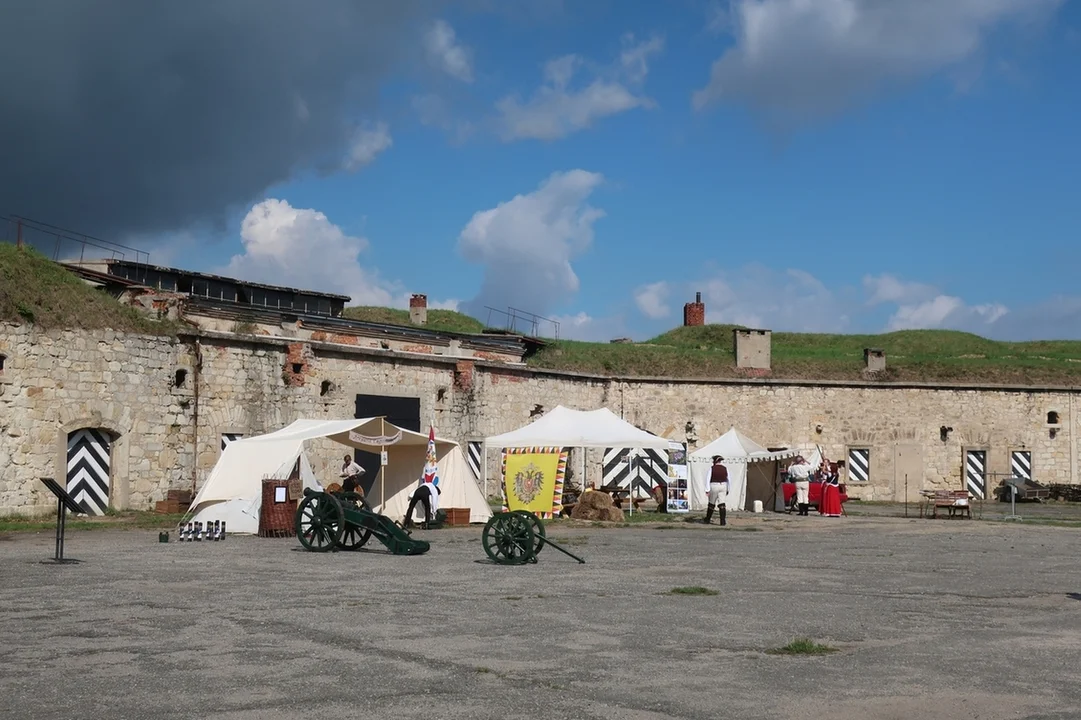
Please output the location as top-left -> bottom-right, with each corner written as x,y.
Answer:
904,474 -> 909,518
39,478 -> 84,565
379,417 -> 386,512
1003,476 -> 1022,521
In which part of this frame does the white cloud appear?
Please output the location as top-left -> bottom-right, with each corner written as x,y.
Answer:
634,281 -> 672,319
693,0 -> 1063,122
496,34 -> 662,141
344,123 -> 392,171
411,93 -> 474,144
863,273 -> 938,306
706,2 -> 731,35
226,199 -> 397,306
458,170 -> 605,317
424,19 -> 473,83
699,266 -> 852,332
619,33 -> 664,84
428,297 -> 461,311
887,295 -> 1008,331
550,312 -> 634,342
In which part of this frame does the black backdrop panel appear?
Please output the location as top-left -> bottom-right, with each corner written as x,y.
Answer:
352,395 -> 421,494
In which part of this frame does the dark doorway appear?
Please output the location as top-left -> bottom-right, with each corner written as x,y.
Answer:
354,394 -> 421,495
744,461 -> 779,512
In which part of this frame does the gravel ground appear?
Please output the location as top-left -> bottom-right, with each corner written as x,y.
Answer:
2,514 -> 1080,720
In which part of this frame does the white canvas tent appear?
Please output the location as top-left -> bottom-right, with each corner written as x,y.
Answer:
484,406 -> 671,450
187,418 -> 491,534
688,428 -> 798,512
482,406 -> 671,508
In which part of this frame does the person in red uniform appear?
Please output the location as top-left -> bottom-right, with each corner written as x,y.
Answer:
819,461 -> 843,517
704,455 -> 728,525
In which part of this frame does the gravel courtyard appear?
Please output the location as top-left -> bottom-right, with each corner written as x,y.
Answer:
2,515 -> 1080,720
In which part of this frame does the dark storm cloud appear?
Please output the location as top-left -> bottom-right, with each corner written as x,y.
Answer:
0,0 -> 433,239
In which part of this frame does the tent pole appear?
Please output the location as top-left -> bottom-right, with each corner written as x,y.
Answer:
380,417 -> 386,512
579,447 -> 585,492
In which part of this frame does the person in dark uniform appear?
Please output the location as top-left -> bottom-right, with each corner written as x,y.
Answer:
403,478 -> 441,529
704,455 -> 728,526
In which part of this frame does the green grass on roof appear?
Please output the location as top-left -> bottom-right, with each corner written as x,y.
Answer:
0,243 -> 176,334
525,324 -> 1081,385
341,306 -> 485,334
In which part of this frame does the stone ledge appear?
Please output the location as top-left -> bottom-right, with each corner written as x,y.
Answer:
175,330 -> 1081,395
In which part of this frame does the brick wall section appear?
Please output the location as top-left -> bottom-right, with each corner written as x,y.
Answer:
283,342 -> 314,386
454,360 -> 475,392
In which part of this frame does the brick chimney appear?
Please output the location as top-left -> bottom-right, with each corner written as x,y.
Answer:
683,292 -> 705,327
409,294 -> 427,325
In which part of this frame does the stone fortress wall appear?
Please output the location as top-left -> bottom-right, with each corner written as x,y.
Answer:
1,322 -> 1077,515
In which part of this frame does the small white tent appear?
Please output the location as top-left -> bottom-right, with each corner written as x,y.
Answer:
688,428 -> 797,512
187,418 -> 492,534
482,406 -> 670,511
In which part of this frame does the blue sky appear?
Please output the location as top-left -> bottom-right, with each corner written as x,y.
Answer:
143,0 -> 1080,341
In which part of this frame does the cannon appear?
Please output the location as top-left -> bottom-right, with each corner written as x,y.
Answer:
481,510 -> 585,565
294,488 -> 430,555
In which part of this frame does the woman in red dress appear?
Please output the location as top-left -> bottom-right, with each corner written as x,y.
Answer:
819,461 -> 843,517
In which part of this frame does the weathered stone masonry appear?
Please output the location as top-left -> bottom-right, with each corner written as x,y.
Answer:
1,322 -> 1078,514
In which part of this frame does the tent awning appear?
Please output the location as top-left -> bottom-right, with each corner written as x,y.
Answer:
688,427 -> 799,464
483,406 -> 670,450
245,418 -> 456,451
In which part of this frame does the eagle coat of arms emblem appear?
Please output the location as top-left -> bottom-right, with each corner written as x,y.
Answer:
514,462 -> 544,504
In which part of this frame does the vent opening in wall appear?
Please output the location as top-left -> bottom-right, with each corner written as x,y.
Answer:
174,369 -> 187,387
0,353 -> 6,371
320,380 -> 334,396
292,363 -> 303,374
437,388 -> 447,403
1047,411 -> 1061,426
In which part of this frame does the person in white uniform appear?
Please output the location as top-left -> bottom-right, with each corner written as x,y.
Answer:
787,456 -> 814,516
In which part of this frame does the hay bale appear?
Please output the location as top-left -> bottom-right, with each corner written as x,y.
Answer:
570,490 -> 624,522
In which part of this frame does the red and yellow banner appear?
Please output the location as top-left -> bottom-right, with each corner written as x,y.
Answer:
501,447 -> 567,518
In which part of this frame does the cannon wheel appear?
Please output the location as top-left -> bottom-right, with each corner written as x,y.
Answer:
482,513 -> 536,565
336,492 -> 373,550
296,492 -> 345,552
511,510 -> 546,556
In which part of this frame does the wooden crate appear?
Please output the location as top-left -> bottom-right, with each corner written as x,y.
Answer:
166,489 -> 192,506
445,508 -> 471,526
155,500 -> 181,514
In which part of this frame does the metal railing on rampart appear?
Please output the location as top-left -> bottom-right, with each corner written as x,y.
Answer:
484,305 -> 560,339
1,215 -> 150,275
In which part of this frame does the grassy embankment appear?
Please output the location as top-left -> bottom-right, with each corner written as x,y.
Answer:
0,243 -> 176,334
526,325 -> 1081,384
4,241 -> 1081,384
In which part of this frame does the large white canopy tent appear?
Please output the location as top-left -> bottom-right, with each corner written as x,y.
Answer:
688,427 -> 798,512
482,406 -> 671,506
187,418 -> 492,534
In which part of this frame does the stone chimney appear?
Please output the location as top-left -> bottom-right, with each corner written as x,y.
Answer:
683,292 -> 705,327
864,348 -> 886,373
409,294 -> 427,326
734,328 -> 772,370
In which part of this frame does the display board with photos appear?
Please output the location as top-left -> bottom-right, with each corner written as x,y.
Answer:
666,441 -> 689,512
